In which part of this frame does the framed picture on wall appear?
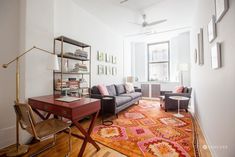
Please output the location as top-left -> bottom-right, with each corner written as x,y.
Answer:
211,42 -> 221,69
112,56 -> 117,64
97,51 -> 104,61
207,15 -> 217,43
98,65 -> 104,74
194,49 -> 198,64
197,28 -> 204,65
112,67 -> 117,75
105,53 -> 110,63
215,0 -> 229,22
105,66 -> 112,75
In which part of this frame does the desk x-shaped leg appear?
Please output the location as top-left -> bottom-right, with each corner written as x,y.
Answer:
72,111 -> 100,157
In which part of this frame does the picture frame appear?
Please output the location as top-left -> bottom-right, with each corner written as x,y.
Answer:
105,53 -> 110,63
105,66 -> 112,75
211,42 -> 221,69
207,15 -> 217,43
197,28 -> 204,65
215,0 -> 229,22
112,56 -> 117,64
97,51 -> 104,61
112,67 -> 117,75
194,49 -> 198,64
98,65 -> 104,74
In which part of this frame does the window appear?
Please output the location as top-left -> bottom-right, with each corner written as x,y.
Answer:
148,41 -> 170,81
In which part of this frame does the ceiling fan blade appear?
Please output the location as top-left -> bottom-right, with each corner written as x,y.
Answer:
147,19 -> 167,26
120,0 -> 128,4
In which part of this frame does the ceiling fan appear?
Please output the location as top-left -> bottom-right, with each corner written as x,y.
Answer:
120,0 -> 128,4
130,14 -> 167,28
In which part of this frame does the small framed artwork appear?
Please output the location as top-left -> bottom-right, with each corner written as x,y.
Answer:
97,51 -> 104,61
194,49 -> 198,64
105,66 -> 112,75
112,67 -> 117,75
105,66 -> 108,75
112,56 -> 117,64
105,53 -> 110,63
108,66 -> 112,75
197,28 -> 204,65
207,15 -> 217,43
211,42 -> 221,69
98,65 -> 104,74
215,0 -> 229,22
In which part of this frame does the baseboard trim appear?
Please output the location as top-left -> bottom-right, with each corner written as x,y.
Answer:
193,113 -> 215,156
0,126 -> 16,149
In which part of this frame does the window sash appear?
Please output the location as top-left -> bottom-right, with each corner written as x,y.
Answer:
147,41 -> 170,81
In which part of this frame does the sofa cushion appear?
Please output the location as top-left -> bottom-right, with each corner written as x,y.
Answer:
97,84 -> 109,96
115,84 -> 126,95
106,85 -> 117,96
120,92 -> 142,99
91,86 -> 101,95
183,87 -> 188,93
175,86 -> 184,93
115,96 -> 132,107
124,83 -> 135,93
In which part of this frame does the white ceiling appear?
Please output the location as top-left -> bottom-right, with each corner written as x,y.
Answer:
73,0 -> 196,36
109,0 -> 163,12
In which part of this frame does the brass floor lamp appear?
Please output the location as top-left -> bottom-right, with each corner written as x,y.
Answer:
2,46 -> 59,156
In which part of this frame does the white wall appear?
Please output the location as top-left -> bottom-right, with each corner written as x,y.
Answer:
132,42 -> 147,82
170,32 -> 191,86
0,0 -> 20,148
0,0 -> 125,148
24,0 -> 55,99
191,0 -> 235,156
54,0 -> 124,86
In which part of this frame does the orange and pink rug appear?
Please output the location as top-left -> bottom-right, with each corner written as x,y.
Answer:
92,100 -> 198,157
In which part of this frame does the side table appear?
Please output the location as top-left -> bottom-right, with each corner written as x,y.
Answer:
101,97 -> 114,126
169,96 -> 189,118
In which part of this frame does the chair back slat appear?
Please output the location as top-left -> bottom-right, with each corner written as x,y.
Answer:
14,102 -> 37,136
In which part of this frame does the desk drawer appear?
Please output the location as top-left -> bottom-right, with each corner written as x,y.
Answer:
29,100 -> 71,119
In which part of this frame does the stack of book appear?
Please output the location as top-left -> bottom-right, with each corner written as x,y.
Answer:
71,63 -> 88,73
68,81 -> 79,90
55,79 -> 68,91
74,49 -> 88,60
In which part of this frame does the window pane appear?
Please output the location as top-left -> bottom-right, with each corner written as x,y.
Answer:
149,63 -> 169,81
148,43 -> 169,62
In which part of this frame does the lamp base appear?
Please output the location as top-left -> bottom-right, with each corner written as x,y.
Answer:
6,144 -> 29,157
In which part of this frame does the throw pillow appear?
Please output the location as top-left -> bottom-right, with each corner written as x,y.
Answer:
175,86 -> 184,93
97,84 -> 109,96
125,83 -> 135,93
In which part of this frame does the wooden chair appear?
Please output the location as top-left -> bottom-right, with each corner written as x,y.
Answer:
13,102 -> 72,157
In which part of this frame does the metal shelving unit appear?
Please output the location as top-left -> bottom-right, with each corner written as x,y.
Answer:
53,36 -> 91,97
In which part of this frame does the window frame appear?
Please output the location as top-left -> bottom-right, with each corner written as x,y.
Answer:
147,41 -> 170,81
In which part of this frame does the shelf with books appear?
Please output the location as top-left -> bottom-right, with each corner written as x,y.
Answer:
54,71 -> 90,75
57,54 -> 90,61
53,36 -> 91,97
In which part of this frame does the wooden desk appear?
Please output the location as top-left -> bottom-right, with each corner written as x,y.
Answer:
28,95 -> 101,157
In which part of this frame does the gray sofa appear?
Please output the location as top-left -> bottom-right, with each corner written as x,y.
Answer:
90,84 -> 142,116
160,87 -> 192,112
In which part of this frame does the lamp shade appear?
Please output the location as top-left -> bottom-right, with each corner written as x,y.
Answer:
48,54 -> 59,70
126,76 -> 134,83
178,63 -> 189,71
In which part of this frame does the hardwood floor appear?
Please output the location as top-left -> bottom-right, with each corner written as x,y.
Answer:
0,109 -> 211,157
194,117 -> 212,157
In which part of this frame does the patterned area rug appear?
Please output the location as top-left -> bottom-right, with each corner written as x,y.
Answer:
92,100 -> 198,157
